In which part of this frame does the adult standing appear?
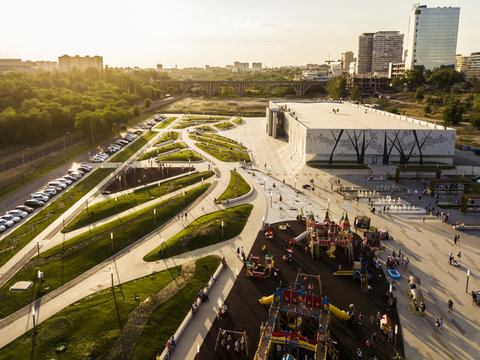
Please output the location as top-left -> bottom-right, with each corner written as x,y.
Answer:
356,348 -> 363,359
448,299 -> 454,312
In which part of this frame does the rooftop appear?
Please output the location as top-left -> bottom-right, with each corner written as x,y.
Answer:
272,101 -> 447,130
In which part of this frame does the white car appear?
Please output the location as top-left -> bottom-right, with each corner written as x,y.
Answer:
6,209 -> 28,219
48,181 -> 67,189
43,188 -> 57,196
31,193 -> 49,202
56,178 -> 72,185
0,224 -> 6,233
0,219 -> 13,228
1,214 -> 21,223
68,169 -> 84,176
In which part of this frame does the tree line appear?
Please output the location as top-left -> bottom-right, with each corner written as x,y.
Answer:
0,68 -> 177,148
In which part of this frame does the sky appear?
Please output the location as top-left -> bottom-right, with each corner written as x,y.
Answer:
1,0 -> 478,69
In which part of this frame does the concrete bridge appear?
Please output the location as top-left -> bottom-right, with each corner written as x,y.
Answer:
161,80 -> 327,96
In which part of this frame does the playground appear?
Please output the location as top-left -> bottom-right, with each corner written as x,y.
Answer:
198,219 -> 404,360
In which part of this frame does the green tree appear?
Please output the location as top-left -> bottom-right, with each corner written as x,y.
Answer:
404,69 -> 425,91
415,88 -> 425,102
326,76 -> 346,99
428,68 -> 464,91
131,105 -> 141,118
423,104 -> 432,115
350,85 -> 360,100
144,98 -> 152,109
471,113 -> 480,130
442,99 -> 464,126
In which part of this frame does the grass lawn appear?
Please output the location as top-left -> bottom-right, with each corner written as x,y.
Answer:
183,115 -> 229,121
200,133 -> 244,146
138,143 -> 186,161
189,134 -> 245,151
216,171 -> 251,204
0,184 -> 210,318
154,116 -> 177,129
0,266 -> 182,360
64,171 -> 214,232
196,125 -> 216,132
214,121 -> 234,130
0,168 -> 113,268
109,131 -> 157,162
156,150 -> 204,162
196,143 -> 251,163
132,256 -> 220,359
144,204 -> 253,261
154,131 -> 178,145
233,117 -> 244,125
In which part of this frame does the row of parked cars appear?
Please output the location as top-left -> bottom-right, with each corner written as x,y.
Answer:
0,164 -> 93,234
89,133 -> 139,163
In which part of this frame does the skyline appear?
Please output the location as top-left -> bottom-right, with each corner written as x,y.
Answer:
1,0 -> 478,69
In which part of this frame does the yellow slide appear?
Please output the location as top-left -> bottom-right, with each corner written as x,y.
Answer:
334,270 -> 354,276
259,294 -> 274,305
326,245 -> 336,258
329,304 -> 351,321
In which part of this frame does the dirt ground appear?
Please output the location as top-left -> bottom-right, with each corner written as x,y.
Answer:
199,220 -> 404,360
161,97 -> 271,116
104,166 -> 194,193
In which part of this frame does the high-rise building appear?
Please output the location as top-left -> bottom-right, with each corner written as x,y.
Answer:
157,64 -> 163,71
252,62 -> 262,71
456,53 -> 480,80
371,31 -> 404,74
233,61 -> 249,71
341,51 -> 354,74
357,32 -> 403,75
357,33 -> 374,74
58,55 -> 103,72
405,5 -> 460,71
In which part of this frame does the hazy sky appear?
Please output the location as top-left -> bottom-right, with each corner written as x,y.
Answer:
1,0 -> 478,68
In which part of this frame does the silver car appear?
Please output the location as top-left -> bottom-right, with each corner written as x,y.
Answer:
43,188 -> 57,196
1,214 -> 20,223
6,209 -> 28,219
31,193 -> 49,202
0,219 -> 13,228
0,224 -> 6,233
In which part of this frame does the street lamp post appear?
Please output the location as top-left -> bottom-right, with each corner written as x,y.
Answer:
36,239 -> 40,258
270,191 -> 273,207
38,269 -> 43,295
160,236 -> 164,257
328,198 -> 331,210
63,131 -> 70,163
31,309 -> 36,330
110,232 -> 114,252
115,195 -> 118,212
394,324 -> 398,352
154,208 -> 156,225
466,269 -> 471,293
221,220 -> 224,239
263,176 -> 266,191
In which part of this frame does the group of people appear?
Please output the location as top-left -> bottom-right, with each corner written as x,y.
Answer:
219,331 -> 245,352
448,251 -> 461,267
386,250 -> 409,269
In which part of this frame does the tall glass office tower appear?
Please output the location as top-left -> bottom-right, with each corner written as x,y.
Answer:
405,5 -> 460,70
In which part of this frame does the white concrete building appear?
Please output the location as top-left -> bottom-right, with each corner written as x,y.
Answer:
266,100 -> 455,165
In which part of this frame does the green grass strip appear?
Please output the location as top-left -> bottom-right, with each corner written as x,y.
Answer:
156,150 -> 203,162
214,121 -> 234,130
0,168 -> 113,268
132,256 -> 220,359
109,131 -> 157,162
195,125 -> 216,132
154,131 -> 178,145
64,171 -> 214,232
138,143 -> 186,161
0,266 -> 182,360
200,133 -> 243,146
183,115 -> 229,121
0,184 -> 210,318
196,143 -> 251,163
144,204 -> 253,261
233,117 -> 244,124
154,116 -> 177,129
190,134 -> 245,151
216,171 -> 251,204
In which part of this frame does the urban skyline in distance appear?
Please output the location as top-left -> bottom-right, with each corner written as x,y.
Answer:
1,0 -> 478,69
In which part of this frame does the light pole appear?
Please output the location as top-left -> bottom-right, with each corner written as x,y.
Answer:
115,195 -> 118,212
22,147 -> 30,184
63,131 -> 70,163
466,269 -> 470,293
394,324 -> 398,352
221,220 -> 224,239
328,198 -> 331,210
36,239 -> 40,258
31,309 -> 36,331
110,232 -> 114,252
270,191 -> 273,207
154,208 -> 156,225
160,236 -> 164,257
294,178 -> 297,189
183,189 -> 185,204
38,269 -> 43,295
263,176 -> 266,191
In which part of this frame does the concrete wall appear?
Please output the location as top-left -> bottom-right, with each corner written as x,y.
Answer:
285,113 -> 307,163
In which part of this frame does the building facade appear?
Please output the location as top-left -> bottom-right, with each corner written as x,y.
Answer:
456,53 -> 480,80
252,62 -> 263,70
233,61 -> 249,72
356,33 -> 374,74
58,55 -> 103,72
371,31 -> 404,75
266,100 -> 455,165
405,5 -> 460,70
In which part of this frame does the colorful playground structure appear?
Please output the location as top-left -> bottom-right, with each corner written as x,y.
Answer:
254,272 -> 349,360
246,253 -> 277,279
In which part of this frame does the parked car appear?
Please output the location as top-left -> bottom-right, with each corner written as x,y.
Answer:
56,178 -> 72,185
48,185 -> 63,192
16,205 -> 34,213
0,219 -> 14,228
68,169 -> 84,176
6,209 -> 28,218
63,174 -> 78,182
43,188 -> 57,196
78,165 -> 92,172
0,224 -> 6,233
1,214 -> 21,223
24,199 -> 44,208
31,193 -> 49,202
48,181 -> 67,189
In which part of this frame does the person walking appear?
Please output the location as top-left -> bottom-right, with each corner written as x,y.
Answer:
240,247 -> 245,258
453,235 -> 457,245
367,284 -> 373,299
236,247 -> 240,257
448,299 -> 454,312
439,318 -> 444,330
356,348 -> 363,359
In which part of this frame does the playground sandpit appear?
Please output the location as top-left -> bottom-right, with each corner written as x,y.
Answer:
198,220 -> 404,360
103,166 -> 194,194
